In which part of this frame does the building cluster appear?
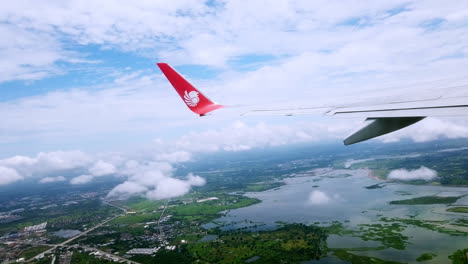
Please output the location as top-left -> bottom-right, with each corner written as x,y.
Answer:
24,222 -> 47,233
126,247 -> 159,255
197,197 -> 219,203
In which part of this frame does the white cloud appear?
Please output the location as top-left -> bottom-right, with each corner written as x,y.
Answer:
0,150 -> 92,178
39,176 -> 66,183
1,0 -> 467,82
0,166 -> 23,185
89,160 -> 116,176
308,190 -> 332,205
35,151 -> 92,171
107,162 -> 205,201
381,118 -> 468,143
387,166 -> 437,181
186,173 -> 206,186
0,150 -> 123,186
171,120 -> 349,154
106,181 -> 148,199
145,177 -> 193,200
70,174 -> 94,185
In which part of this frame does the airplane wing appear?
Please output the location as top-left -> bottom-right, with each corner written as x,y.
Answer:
157,63 -> 224,116
157,63 -> 468,145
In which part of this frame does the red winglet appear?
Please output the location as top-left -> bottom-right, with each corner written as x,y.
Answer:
157,63 -> 224,116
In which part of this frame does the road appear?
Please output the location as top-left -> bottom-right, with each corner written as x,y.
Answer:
26,200 -> 131,262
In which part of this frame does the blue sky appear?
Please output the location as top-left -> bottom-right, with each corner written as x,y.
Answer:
0,1 -> 468,196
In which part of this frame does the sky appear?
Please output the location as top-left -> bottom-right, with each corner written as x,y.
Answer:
1,0 -> 468,198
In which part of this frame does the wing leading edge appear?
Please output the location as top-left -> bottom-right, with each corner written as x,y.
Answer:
156,63 -> 468,145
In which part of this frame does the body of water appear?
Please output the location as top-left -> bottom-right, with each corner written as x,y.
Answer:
52,229 -> 81,238
210,169 -> 467,264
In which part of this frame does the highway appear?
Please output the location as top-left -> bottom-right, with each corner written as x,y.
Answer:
25,200 -> 134,263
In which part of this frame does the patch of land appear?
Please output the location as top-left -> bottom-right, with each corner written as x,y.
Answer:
189,223 -> 327,264
448,248 -> 468,264
244,182 -> 285,192
447,207 -> 468,213
389,195 -> 461,205
19,245 -> 51,260
380,217 -> 467,236
332,249 -> 403,264
365,183 -> 385,189
416,252 -> 436,262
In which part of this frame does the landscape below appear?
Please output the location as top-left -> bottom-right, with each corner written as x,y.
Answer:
0,139 -> 467,263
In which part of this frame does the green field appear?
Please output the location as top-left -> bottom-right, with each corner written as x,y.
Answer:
244,182 -> 285,192
168,196 -> 260,223
111,212 -> 161,225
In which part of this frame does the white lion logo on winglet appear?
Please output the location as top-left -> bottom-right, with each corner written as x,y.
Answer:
184,90 -> 200,107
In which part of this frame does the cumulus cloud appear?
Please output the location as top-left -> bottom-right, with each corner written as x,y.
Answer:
0,166 -> 23,185
308,190 -> 331,205
387,166 -> 438,181
107,163 -> 205,200
70,174 -> 94,185
89,160 -> 116,176
307,190 -> 342,205
39,176 -> 66,184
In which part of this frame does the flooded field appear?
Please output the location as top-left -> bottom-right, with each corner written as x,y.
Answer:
212,169 -> 468,264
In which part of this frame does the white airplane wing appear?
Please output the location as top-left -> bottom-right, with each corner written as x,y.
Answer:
157,63 -> 468,145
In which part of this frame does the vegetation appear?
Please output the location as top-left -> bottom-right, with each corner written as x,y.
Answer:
131,247 -> 194,264
357,223 -> 409,250
365,183 -> 385,189
123,197 -> 165,212
380,217 -> 467,236
448,249 -> 468,264
168,195 -> 260,223
19,246 -> 50,259
111,212 -> 161,225
245,182 -> 285,192
332,249 -> 403,264
416,252 -> 436,262
188,223 -> 327,264
447,207 -> 468,213
71,250 -> 115,264
390,195 -> 461,205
